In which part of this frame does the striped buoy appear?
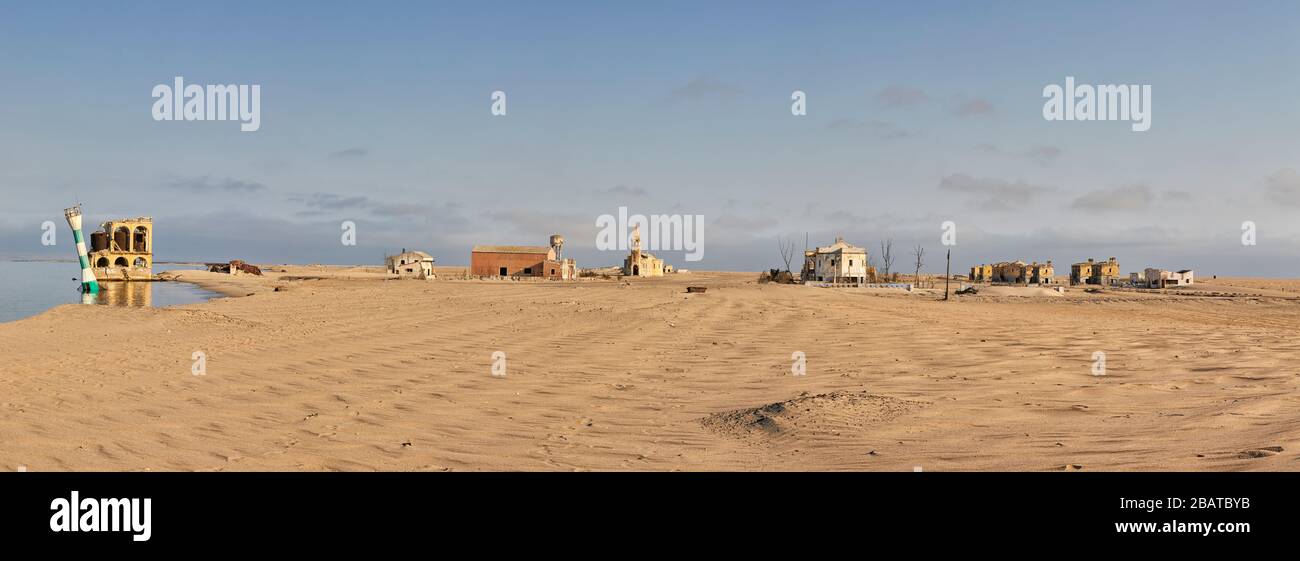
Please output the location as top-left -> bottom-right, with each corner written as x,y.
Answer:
63,205 -> 100,294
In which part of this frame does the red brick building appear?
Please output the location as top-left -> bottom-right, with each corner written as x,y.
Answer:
471,245 -> 550,276
471,245 -> 577,279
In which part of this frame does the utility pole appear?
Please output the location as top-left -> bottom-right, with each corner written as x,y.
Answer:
944,249 -> 951,301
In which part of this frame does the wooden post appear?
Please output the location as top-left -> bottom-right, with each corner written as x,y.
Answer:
944,249 -> 951,300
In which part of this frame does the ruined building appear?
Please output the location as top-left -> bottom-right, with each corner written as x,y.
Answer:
87,217 -> 153,281
1024,261 -> 1055,284
623,225 -> 670,277
1070,257 -> 1120,285
970,260 -> 1054,284
386,249 -> 435,279
1134,268 -> 1194,288
801,236 -> 871,284
471,235 -> 576,279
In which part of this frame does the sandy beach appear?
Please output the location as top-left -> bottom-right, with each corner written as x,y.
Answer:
2,267 -> 1297,472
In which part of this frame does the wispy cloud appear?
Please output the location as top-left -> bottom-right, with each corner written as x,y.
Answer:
289,192 -> 373,210
954,98 -> 995,116
826,118 -> 907,139
600,184 -> 647,197
975,143 -> 1062,165
670,76 -> 739,101
165,175 -> 267,193
372,202 -> 441,217
1024,144 -> 1062,165
938,173 -> 1049,211
1263,168 -> 1300,206
480,208 -> 590,239
1070,185 -> 1153,211
327,147 -> 369,160
876,85 -> 928,108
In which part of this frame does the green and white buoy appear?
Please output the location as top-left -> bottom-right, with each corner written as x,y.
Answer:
63,204 -> 100,294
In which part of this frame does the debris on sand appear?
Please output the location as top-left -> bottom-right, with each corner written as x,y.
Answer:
700,391 -> 924,442
1238,446 -> 1283,459
207,259 -> 263,276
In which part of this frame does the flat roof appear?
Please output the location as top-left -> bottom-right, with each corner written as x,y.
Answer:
471,245 -> 551,254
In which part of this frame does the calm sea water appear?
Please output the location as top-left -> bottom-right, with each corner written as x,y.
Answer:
0,261 -> 219,323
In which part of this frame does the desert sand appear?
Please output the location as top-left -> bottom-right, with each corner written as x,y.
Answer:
1,267 -> 1297,471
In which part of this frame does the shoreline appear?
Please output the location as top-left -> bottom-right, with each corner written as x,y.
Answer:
155,269 -> 277,298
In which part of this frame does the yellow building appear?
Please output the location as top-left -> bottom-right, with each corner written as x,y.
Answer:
1028,261 -> 1055,284
971,260 -> 1054,284
622,224 -> 666,277
992,260 -> 1027,283
1096,257 -> 1120,281
88,217 -> 153,280
1071,257 -> 1119,285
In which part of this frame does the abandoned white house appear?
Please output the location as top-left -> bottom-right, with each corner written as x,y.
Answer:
801,236 -> 869,284
386,249 -> 435,279
1133,268 -> 1193,288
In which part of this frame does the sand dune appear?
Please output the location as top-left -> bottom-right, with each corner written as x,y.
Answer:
1,267 -> 1298,471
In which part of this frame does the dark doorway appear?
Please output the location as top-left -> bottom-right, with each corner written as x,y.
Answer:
133,226 -> 148,253
499,267 -> 508,276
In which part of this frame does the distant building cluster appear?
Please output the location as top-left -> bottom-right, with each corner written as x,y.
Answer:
966,255 -> 1196,290
59,203 -> 1203,292
969,260 -> 1055,284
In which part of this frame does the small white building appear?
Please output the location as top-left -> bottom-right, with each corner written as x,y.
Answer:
386,249 -> 435,279
802,236 -> 868,284
1142,268 -> 1193,288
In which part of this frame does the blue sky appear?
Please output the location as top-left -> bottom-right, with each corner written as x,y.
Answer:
2,1 -> 1299,275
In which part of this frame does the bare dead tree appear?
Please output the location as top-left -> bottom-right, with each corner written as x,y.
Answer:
912,245 -> 925,284
880,238 -> 895,281
777,236 -> 796,272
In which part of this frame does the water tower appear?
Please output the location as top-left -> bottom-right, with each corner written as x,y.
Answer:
549,234 -> 565,261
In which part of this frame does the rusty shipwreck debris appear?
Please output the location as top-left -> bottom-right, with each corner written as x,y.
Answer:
207,259 -> 263,276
